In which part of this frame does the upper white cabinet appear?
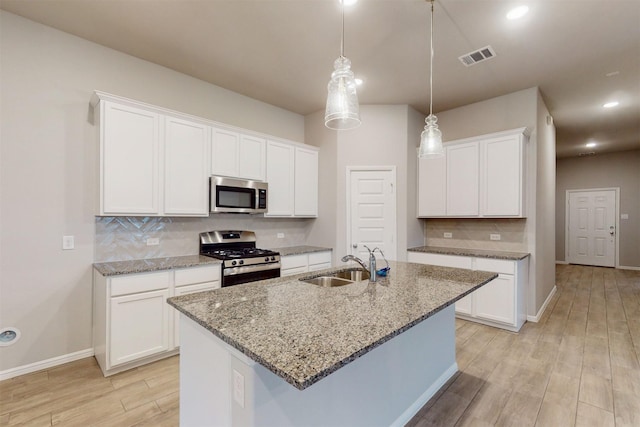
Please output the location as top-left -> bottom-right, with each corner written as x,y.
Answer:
99,101 -> 160,215
418,127 -> 528,218
211,128 -> 266,181
265,141 -> 319,218
294,147 -> 319,217
164,116 -> 211,216
446,142 -> 480,216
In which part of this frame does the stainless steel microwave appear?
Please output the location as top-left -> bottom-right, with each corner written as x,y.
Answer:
210,176 -> 268,214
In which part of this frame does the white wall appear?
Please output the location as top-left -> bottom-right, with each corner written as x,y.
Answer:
0,11 -> 304,372
432,87 -> 556,318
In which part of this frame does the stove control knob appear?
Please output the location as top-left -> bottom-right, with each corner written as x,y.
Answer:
239,260 -> 244,265
231,261 -> 237,266
265,257 -> 270,262
270,256 -> 276,261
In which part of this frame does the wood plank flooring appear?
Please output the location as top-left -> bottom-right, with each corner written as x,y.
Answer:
1,264 -> 638,426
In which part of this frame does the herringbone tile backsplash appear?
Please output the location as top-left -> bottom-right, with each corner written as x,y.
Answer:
95,215 -> 313,262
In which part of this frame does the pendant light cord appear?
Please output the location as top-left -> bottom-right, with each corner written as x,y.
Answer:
429,0 -> 434,117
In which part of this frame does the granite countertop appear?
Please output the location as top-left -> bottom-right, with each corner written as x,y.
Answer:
408,245 -> 530,261
271,245 -> 333,257
93,255 -> 221,276
168,261 -> 496,390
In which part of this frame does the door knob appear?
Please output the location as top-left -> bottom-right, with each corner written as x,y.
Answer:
609,226 -> 615,236
352,243 -> 358,249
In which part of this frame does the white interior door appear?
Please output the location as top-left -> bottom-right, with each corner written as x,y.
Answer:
567,189 -> 616,267
348,168 -> 396,262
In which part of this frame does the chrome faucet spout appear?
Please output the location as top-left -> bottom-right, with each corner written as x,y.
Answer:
340,254 -> 369,272
341,249 -> 377,283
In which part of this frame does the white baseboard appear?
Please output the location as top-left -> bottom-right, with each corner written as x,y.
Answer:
618,265 -> 640,271
391,362 -> 458,427
556,260 -> 569,265
0,348 -> 94,382
527,285 -> 557,323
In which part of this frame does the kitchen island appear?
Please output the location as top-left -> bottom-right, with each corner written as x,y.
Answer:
168,261 -> 496,426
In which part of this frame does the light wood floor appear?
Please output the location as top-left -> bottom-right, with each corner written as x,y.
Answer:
1,264 -> 638,426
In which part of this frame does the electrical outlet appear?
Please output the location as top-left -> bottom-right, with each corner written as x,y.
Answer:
233,369 -> 245,408
490,234 -> 501,241
146,238 -> 160,246
621,213 -> 629,219
62,235 -> 74,250
277,233 -> 285,239
443,232 -> 453,239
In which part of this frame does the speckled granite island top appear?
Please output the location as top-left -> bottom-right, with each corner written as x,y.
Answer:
271,245 -> 332,256
168,261 -> 496,390
93,255 -> 221,276
408,245 -> 530,260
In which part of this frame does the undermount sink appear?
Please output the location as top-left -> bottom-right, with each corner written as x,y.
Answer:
300,268 -> 370,287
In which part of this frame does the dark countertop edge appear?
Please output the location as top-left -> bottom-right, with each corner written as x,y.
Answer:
167,271 -> 497,390
93,255 -> 222,276
271,245 -> 333,257
408,246 -> 530,261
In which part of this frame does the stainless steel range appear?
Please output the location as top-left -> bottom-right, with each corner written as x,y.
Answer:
199,230 -> 280,287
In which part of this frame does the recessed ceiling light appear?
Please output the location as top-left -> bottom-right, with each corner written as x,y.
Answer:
354,78 -> 363,86
340,0 -> 358,5
603,101 -> 619,108
506,5 -> 529,20
586,142 -> 596,148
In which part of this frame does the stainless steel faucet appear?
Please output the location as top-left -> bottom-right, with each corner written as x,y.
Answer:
341,245 -> 378,282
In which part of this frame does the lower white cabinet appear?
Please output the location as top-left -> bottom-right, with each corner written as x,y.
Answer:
93,264 -> 220,376
281,251 -> 332,277
407,251 -> 528,332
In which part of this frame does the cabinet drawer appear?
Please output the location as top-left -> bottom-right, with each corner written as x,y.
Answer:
408,252 -> 473,269
281,254 -> 308,270
174,265 -> 221,286
281,266 -> 308,277
308,251 -> 331,266
474,258 -> 515,275
110,271 -> 171,297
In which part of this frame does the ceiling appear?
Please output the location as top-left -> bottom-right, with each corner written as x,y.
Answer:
1,0 -> 639,158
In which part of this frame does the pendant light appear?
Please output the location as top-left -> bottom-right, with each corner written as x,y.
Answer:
325,0 -> 361,130
419,0 -> 444,158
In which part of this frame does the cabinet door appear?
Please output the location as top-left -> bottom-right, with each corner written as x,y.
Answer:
473,274 -> 515,326
164,117 -> 210,216
172,282 -> 219,348
417,155 -> 446,217
265,141 -> 295,216
294,147 -> 319,217
455,294 -> 473,316
110,289 -> 170,367
211,128 -> 240,178
238,135 -> 266,181
101,101 -> 160,215
446,142 -> 479,216
483,135 -> 524,217
308,251 -> 332,271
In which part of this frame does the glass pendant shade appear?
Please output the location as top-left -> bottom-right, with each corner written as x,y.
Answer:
325,56 -> 361,130
419,114 -> 444,158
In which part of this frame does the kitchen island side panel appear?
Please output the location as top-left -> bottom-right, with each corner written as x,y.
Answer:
179,307 -> 457,427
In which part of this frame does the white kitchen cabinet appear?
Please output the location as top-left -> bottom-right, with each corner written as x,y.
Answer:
407,251 -> 528,332
265,140 -> 295,216
417,127 -> 528,218
99,100 -> 160,215
281,251 -> 332,277
417,154 -> 446,217
172,265 -> 221,349
110,289 -> 171,366
265,140 -> 319,218
211,127 -> 265,181
446,142 -> 479,216
163,116 -> 211,216
93,263 -> 221,376
294,147 -> 319,217
481,132 -> 526,217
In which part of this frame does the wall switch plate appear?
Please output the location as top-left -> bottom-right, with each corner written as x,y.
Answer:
277,233 -> 285,239
621,213 -> 629,219
443,232 -> 453,239
146,238 -> 160,246
62,235 -> 74,250
233,369 -> 245,408
490,234 -> 501,241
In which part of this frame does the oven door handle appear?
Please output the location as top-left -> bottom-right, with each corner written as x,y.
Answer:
223,262 -> 281,276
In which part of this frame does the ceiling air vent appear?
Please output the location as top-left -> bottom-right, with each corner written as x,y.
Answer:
459,45 -> 497,67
